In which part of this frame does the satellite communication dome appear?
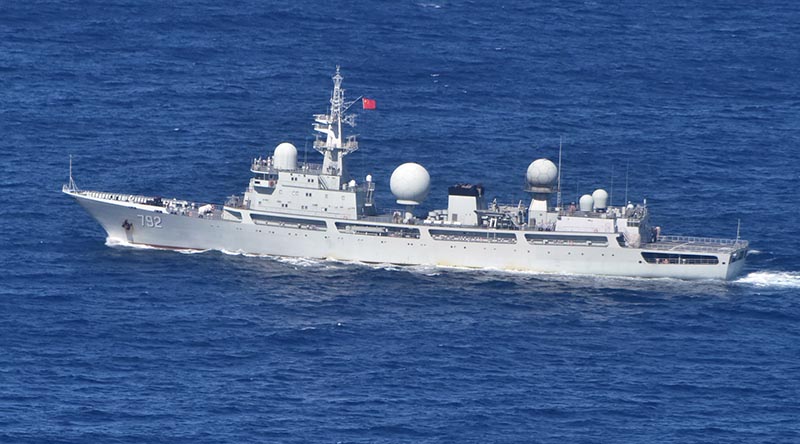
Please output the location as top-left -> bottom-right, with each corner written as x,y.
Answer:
390,162 -> 430,205
526,158 -> 558,187
592,189 -> 609,210
273,142 -> 298,170
579,194 -> 594,212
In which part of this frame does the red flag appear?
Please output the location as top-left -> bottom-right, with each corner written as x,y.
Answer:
362,97 -> 376,110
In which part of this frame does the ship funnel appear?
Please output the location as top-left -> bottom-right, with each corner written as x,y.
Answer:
579,194 -> 594,212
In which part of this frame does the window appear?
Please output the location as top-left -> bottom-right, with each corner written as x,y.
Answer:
430,229 -> 516,244
525,234 -> 608,247
641,252 -> 719,265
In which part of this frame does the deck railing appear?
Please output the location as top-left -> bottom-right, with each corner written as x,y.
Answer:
647,235 -> 749,253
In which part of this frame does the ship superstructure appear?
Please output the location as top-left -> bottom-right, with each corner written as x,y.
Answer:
63,68 -> 749,280
241,68 -> 373,221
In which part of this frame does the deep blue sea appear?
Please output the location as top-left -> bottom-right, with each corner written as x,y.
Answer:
2,1 -> 800,443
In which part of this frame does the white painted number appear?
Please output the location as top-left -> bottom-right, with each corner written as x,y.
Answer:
138,214 -> 163,228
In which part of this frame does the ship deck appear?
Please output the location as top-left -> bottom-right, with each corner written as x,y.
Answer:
644,235 -> 748,253
66,189 -> 225,220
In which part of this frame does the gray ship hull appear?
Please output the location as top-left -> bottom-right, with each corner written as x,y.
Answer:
64,69 -> 750,281
68,190 -> 747,280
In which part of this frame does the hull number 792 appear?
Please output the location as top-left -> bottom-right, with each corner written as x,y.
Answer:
138,214 -> 163,228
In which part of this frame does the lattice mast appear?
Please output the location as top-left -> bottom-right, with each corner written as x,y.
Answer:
313,66 -> 359,178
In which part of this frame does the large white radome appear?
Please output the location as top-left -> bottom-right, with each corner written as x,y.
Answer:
390,162 -> 430,205
273,142 -> 298,170
526,158 -> 558,187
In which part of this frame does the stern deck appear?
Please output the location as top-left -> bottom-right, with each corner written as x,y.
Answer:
643,235 -> 748,254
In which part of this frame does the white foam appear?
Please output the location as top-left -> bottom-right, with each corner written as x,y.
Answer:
276,256 -> 327,268
105,237 -> 162,251
735,271 -> 800,289
105,237 -> 133,248
219,249 -> 331,268
105,237 -> 207,254
405,264 -> 442,276
175,248 -> 209,255
220,248 -> 268,258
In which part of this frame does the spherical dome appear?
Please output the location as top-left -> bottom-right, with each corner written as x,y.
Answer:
526,158 -> 558,187
273,142 -> 298,170
579,194 -> 594,212
390,162 -> 430,205
592,189 -> 609,209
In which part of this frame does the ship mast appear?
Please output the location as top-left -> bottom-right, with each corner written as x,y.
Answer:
313,66 -> 359,179
67,154 -> 78,191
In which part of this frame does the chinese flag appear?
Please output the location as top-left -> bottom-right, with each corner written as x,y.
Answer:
362,97 -> 376,110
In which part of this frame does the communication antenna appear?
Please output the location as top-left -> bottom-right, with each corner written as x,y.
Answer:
609,163 -> 615,207
736,218 -> 741,242
624,160 -> 629,204
556,136 -> 563,210
68,154 -> 77,191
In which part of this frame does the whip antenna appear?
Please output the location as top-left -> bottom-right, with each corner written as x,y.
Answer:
624,159 -> 629,204
556,136 -> 563,210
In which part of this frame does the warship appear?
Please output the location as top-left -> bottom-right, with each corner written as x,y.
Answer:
63,68 -> 749,280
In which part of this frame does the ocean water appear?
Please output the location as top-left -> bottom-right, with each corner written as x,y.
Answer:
2,1 -> 800,443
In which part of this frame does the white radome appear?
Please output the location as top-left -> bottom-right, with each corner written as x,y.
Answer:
579,194 -> 594,212
526,158 -> 558,187
592,189 -> 609,209
390,162 -> 430,205
273,142 -> 298,170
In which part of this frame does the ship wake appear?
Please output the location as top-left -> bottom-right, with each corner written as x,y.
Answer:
734,271 -> 800,289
